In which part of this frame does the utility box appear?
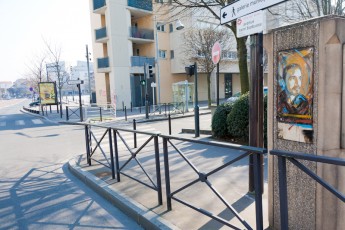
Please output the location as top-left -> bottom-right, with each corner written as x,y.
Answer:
265,15 -> 345,230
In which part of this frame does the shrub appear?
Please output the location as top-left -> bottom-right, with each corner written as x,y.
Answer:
227,92 -> 250,142
211,103 -> 233,138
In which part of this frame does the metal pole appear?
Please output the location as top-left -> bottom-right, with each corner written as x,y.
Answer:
217,62 -> 220,106
125,106 -> 127,121
144,63 -> 149,119
249,33 -> 264,193
86,44 -> 92,104
154,136 -> 163,205
168,114 -> 172,135
194,62 -> 200,137
154,16 -> 161,106
78,83 -> 83,122
133,119 -> 137,148
162,137 -> 172,210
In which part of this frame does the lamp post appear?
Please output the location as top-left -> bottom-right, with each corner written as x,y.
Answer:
154,16 -> 184,106
86,45 -> 92,104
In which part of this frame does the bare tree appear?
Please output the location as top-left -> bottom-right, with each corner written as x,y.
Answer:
182,25 -> 233,107
268,0 -> 345,24
159,0 -> 250,94
44,39 -> 66,117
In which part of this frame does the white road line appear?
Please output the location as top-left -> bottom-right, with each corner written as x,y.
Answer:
31,119 -> 44,124
0,122 -> 6,127
15,120 -> 25,126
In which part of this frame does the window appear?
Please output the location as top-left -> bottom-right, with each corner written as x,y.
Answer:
159,50 -> 166,58
170,50 -> 174,59
222,51 -> 238,60
169,23 -> 173,32
157,24 -> 165,32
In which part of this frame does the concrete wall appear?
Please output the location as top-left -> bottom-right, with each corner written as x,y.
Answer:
265,15 -> 345,230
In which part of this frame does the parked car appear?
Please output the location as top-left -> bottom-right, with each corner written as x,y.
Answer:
226,92 -> 241,103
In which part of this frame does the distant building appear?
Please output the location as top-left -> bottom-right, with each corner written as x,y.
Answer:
0,81 -> 13,98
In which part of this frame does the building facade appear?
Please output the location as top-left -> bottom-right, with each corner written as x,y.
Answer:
89,0 -> 244,108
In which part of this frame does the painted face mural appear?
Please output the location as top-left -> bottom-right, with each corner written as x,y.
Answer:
277,48 -> 314,143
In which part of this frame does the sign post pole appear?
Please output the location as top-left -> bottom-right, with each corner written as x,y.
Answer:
212,41 -> 222,106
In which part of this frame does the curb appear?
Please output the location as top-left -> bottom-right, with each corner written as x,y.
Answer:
67,157 -> 180,230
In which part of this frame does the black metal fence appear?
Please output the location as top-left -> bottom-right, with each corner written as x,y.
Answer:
161,134 -> 267,230
270,149 -> 345,230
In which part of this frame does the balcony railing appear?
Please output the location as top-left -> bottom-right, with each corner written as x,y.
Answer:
93,0 -> 106,10
95,27 -> 107,40
129,27 -> 154,40
97,57 -> 109,69
131,56 -> 155,67
127,0 -> 152,11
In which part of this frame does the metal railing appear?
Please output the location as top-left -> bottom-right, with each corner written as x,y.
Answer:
130,56 -> 155,67
161,134 -> 267,230
129,27 -> 154,40
97,57 -> 109,69
127,0 -> 152,11
93,0 -> 106,10
66,106 -> 82,121
95,27 -> 107,40
270,149 -> 345,230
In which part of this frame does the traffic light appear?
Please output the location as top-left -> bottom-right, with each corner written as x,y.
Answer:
140,80 -> 146,86
185,65 -> 195,76
148,65 -> 154,78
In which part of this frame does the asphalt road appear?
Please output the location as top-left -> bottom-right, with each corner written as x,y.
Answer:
0,99 -> 142,229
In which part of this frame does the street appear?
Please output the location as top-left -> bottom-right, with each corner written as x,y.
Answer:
0,99 -> 142,229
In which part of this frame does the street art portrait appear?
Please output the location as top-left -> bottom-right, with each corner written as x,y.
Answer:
277,47 -> 314,143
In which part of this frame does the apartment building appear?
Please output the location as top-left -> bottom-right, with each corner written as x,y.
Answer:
89,0 -> 243,108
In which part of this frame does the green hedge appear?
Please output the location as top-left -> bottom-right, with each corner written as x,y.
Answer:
211,103 -> 233,138
226,92 -> 250,142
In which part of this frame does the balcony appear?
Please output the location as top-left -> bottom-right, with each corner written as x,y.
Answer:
129,27 -> 154,44
131,56 -> 155,67
93,0 -> 106,14
127,0 -> 152,11
130,56 -> 155,74
97,57 -> 110,73
95,27 -> 108,43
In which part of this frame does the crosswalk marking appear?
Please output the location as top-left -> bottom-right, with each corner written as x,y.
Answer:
0,122 -> 5,127
31,119 -> 44,124
15,120 -> 25,126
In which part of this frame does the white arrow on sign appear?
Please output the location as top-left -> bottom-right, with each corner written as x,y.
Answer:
220,0 -> 287,24
68,80 -> 84,85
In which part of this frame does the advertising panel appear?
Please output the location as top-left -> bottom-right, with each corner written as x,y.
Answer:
39,82 -> 57,105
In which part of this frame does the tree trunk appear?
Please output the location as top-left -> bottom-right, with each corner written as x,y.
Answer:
237,37 -> 250,94
207,72 -> 211,108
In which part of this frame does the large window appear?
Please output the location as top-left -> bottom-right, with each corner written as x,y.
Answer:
170,50 -> 174,59
157,24 -> 165,32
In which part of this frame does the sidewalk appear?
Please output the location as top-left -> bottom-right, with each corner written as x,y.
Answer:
23,101 -> 269,229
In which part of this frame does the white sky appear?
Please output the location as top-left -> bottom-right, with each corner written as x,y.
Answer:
0,0 -> 92,83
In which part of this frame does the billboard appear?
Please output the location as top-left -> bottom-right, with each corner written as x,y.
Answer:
39,82 -> 57,105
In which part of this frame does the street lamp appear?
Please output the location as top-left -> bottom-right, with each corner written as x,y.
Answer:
154,16 -> 184,107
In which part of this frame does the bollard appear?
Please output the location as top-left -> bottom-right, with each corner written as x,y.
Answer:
99,107 -> 102,122
66,106 -> 69,121
168,114 -> 172,135
133,119 -> 137,148
125,106 -> 127,121
50,105 -> 52,113
122,101 -> 124,111
130,102 -> 133,112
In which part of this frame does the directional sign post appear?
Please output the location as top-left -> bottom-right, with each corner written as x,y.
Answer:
68,80 -> 84,85
220,0 -> 287,24
212,41 -> 222,105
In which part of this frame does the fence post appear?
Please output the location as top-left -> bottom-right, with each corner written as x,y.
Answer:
168,114 -> 172,135
113,129 -> 120,181
133,119 -> 137,148
163,137 -> 172,210
100,107 -> 102,122
125,106 -> 127,121
66,106 -> 69,121
108,128 -> 115,179
84,125 -> 91,166
253,153 -> 264,230
122,101 -> 124,111
154,136 -> 163,205
278,156 -> 289,230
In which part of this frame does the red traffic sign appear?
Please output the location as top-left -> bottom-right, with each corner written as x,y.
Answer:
212,41 -> 222,64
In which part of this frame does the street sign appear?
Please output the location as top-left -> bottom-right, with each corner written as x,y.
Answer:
68,80 -> 84,85
220,0 -> 286,24
236,10 -> 264,38
151,82 -> 156,88
212,41 -> 222,64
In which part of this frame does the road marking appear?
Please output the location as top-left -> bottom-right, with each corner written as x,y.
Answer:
0,122 -> 6,126
15,120 -> 25,126
31,119 -> 44,124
